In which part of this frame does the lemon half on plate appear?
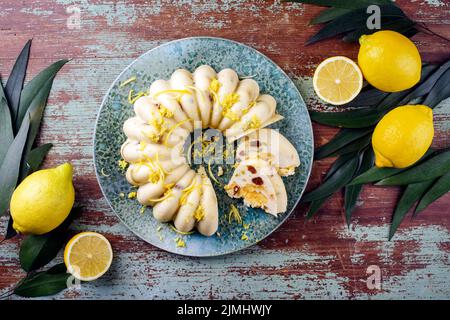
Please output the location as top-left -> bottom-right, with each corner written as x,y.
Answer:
64,232 -> 113,281
313,56 -> 363,105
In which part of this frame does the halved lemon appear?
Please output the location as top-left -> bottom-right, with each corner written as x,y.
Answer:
64,232 -> 113,281
313,56 -> 363,105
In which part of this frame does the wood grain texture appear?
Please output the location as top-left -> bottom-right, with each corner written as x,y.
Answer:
0,0 -> 449,299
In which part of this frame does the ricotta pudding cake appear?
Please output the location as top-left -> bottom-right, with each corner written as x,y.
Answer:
120,65 -> 300,236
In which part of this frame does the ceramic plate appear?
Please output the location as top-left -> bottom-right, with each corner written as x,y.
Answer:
94,37 -> 313,256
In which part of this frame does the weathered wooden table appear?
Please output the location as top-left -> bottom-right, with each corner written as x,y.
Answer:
0,0 -> 449,299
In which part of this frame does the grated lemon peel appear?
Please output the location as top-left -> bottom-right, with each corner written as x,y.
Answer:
245,115 -> 262,130
228,204 -> 242,224
118,159 -> 128,171
207,158 -> 222,186
194,205 -> 205,222
170,224 -> 194,235
163,119 -> 190,146
153,89 -> 191,100
120,76 -> 136,88
175,237 -> 186,247
149,188 -> 173,203
128,90 -> 147,104
100,168 -> 110,177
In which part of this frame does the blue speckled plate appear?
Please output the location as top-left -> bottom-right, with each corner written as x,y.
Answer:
93,37 -> 313,256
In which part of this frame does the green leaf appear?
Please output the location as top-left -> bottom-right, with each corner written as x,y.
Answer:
415,171 -> 450,214
344,148 -> 374,225
25,143 -> 53,175
15,60 -> 68,131
304,153 -> 358,219
0,115 -> 30,216
5,40 -> 31,127
349,166 -> 402,185
46,262 -> 68,274
389,179 -> 436,240
306,195 -> 331,220
343,18 -> 416,42
4,215 -> 17,240
375,89 -> 412,112
325,152 -> 358,178
302,154 -> 360,202
344,87 -> 389,107
310,7 -> 351,24
0,84 -> 14,165
326,133 -> 372,158
376,149 -> 450,186
374,64 -> 441,111
13,267 -> 70,297
309,108 -> 383,128
349,149 -> 435,185
306,5 -> 408,45
423,68 -> 450,109
19,206 -> 81,272
19,77 -> 58,181
397,63 -> 442,105
314,127 -> 373,160
284,0 -> 392,10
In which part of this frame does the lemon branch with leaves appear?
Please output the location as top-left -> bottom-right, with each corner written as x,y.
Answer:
0,41 -> 83,298
304,58 -> 450,239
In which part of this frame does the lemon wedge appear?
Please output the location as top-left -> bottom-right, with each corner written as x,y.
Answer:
313,56 -> 363,105
64,232 -> 113,281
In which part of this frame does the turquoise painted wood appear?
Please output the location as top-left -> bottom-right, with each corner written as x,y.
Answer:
0,0 -> 449,299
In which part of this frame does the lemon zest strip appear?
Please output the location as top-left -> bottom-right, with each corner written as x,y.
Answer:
207,158 -> 222,186
163,119 -> 190,146
119,76 -> 136,88
170,224 -> 195,235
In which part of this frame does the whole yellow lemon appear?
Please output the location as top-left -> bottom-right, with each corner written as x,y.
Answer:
372,105 -> 434,168
358,30 -> 421,92
10,163 -> 75,235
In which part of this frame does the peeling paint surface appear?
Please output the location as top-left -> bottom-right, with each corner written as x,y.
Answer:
0,0 -> 449,299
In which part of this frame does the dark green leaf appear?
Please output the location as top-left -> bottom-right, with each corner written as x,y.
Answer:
349,148 -> 435,185
389,179 -> 436,240
302,155 -> 359,202
398,62 -> 446,105
0,115 -> 30,216
15,60 -> 68,131
0,84 -> 14,165
375,88 -> 413,112
19,77 -> 58,181
5,40 -> 31,127
377,63 -> 439,110
307,5 -> 409,45
343,18 -> 415,42
19,206 -> 81,272
326,133 -> 372,158
415,171 -> 450,214
309,108 -> 383,128
423,68 -> 450,108
306,196 -> 331,220
315,127 -> 373,160
344,87 -> 389,108
310,7 -> 351,25
4,215 -> 17,240
349,166 -> 403,185
46,263 -> 68,274
14,268 -> 70,297
284,0 -> 392,10
376,149 -> 450,186
25,143 -> 53,175
344,148 -> 374,225
325,152 -> 358,178
304,153 -> 358,219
